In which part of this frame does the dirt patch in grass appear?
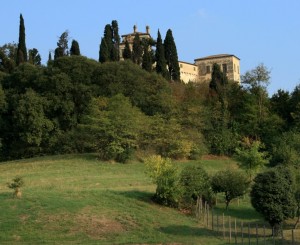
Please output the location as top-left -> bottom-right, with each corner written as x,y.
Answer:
19,214 -> 30,223
71,214 -> 124,239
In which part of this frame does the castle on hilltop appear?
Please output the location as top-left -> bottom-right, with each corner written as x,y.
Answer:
119,25 -> 241,84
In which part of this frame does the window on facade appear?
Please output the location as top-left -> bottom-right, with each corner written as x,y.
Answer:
238,66 -> 240,74
180,64 -> 183,68
194,67 -> 196,71
206,65 -> 210,74
234,64 -> 236,72
222,64 -> 227,73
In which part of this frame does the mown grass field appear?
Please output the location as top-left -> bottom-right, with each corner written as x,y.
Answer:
0,154 -> 298,244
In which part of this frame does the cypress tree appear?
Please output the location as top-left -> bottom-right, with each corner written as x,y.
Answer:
132,33 -> 142,65
164,29 -> 180,81
155,29 -> 169,79
111,20 -> 120,61
210,63 -> 228,94
16,14 -> 27,65
70,40 -> 80,56
142,44 -> 152,72
123,40 -> 132,60
104,24 -> 113,60
48,52 -> 52,62
99,38 -> 109,63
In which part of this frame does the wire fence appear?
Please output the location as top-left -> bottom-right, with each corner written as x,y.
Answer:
196,200 -> 300,244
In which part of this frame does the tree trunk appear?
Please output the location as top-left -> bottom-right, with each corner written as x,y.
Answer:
272,223 -> 281,237
14,188 -> 22,198
294,212 -> 300,229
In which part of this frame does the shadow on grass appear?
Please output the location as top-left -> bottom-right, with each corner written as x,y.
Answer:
213,205 -> 262,221
159,225 -> 220,238
115,190 -> 154,203
159,225 -> 290,245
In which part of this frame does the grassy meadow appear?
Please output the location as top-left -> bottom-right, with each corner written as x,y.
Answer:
0,154 -> 298,244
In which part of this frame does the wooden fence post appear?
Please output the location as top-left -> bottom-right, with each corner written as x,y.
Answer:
229,216 -> 232,244
223,213 -> 225,239
204,201 -> 207,223
217,213 -> 219,234
211,208 -> 214,231
234,218 -> 237,245
200,197 -> 202,218
263,225 -> 266,245
241,221 -> 244,245
292,229 -> 294,245
248,223 -> 251,245
256,224 -> 258,245
206,205 -> 209,227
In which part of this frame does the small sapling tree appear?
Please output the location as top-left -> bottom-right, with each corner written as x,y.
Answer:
235,138 -> 269,181
145,155 -> 181,207
7,176 -> 24,198
211,169 -> 249,210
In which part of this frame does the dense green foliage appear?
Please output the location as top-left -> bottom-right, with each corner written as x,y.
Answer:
179,165 -> 211,208
235,139 -> 269,180
250,166 -> 297,235
211,169 -> 249,209
1,50 -> 300,164
2,16 -> 300,173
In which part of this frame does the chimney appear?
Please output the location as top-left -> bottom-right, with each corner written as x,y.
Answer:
133,25 -> 137,33
146,25 -> 150,34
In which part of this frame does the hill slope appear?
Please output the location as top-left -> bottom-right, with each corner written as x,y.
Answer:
0,154 -> 230,244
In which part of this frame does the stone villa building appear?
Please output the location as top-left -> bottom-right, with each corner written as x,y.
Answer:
119,25 -> 241,84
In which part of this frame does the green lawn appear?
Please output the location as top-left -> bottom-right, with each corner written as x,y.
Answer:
0,154 -> 297,244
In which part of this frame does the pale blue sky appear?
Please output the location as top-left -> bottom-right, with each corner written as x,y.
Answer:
1,0 -> 300,95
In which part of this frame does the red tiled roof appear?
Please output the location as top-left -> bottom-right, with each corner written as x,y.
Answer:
194,54 -> 240,61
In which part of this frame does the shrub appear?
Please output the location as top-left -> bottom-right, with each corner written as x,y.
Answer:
179,165 -> 212,209
7,176 -> 24,198
145,155 -> 181,207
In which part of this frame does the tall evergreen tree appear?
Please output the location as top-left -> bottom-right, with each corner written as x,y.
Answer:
164,29 -> 180,81
16,14 -> 27,65
70,40 -> 80,56
28,48 -> 41,65
54,30 -> 69,59
123,40 -> 132,60
155,30 -> 169,79
142,43 -> 152,72
111,20 -> 120,61
99,38 -> 110,63
132,33 -> 142,65
47,51 -> 52,65
210,63 -> 228,97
